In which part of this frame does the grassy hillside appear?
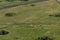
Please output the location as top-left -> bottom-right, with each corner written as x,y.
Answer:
0,0 -> 60,40
0,0 -> 35,8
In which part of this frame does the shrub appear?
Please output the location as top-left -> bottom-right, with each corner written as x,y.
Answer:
36,36 -> 53,40
20,0 -> 28,1
39,0 -> 48,2
0,30 -> 9,35
54,13 -> 60,17
0,1 -> 2,2
49,14 -> 53,17
30,4 -> 35,6
6,0 -> 14,2
14,37 -> 19,40
5,13 -> 15,17
49,13 -> 60,17
36,37 -> 40,40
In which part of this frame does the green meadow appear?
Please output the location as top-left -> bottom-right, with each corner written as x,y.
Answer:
0,0 -> 35,8
0,0 -> 60,40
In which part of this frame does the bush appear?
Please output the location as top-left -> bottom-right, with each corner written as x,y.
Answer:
0,1 -> 2,2
0,30 -> 9,35
36,36 -> 53,40
49,13 -> 60,17
20,0 -> 28,1
6,0 -> 14,2
5,13 -> 15,17
39,0 -> 48,2
36,37 -> 40,40
30,4 -> 35,6
49,14 -> 53,16
54,13 -> 60,17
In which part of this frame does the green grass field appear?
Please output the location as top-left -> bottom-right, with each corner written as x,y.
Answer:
0,0 -> 35,8
0,0 -> 60,40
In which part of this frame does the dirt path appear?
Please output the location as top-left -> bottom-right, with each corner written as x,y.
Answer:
0,0 -> 48,10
